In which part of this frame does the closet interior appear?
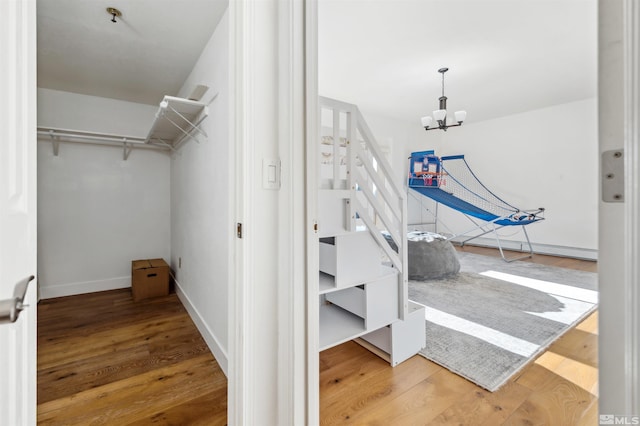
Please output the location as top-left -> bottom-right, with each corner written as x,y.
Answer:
36,1 -> 231,373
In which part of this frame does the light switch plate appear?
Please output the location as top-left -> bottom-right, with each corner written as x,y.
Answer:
262,158 -> 281,190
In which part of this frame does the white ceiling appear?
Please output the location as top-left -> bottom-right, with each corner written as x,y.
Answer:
37,0 -> 228,105
37,0 -> 596,119
319,0 -> 597,124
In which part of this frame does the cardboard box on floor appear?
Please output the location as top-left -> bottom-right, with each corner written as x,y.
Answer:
131,258 -> 170,302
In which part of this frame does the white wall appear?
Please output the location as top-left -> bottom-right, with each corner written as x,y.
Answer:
324,96 -> 598,257
398,98 -> 599,256
320,105 -> 424,188
331,101 -> 596,255
170,9 -> 229,374
38,88 -> 157,136
37,88 -> 171,298
359,108 -> 425,189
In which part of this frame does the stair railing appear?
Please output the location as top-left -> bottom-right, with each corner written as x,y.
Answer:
319,96 -> 408,320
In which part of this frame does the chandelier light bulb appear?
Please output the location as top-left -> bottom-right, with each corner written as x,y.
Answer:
433,109 -> 446,122
455,110 -> 467,123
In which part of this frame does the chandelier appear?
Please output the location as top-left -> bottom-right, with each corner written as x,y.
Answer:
421,67 -> 467,131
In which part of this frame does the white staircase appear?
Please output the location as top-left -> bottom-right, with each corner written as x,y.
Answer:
318,97 -> 426,366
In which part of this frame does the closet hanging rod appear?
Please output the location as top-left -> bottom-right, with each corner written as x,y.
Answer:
36,135 -> 167,151
37,126 -> 148,145
37,126 -> 170,159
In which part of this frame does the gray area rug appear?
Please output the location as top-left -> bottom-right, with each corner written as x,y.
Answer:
409,251 -> 598,392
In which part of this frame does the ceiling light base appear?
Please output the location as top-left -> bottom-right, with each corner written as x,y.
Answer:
106,7 -> 122,23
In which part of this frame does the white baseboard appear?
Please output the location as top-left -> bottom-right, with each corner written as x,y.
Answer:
39,276 -> 130,299
174,279 -> 229,377
408,224 -> 598,261
449,236 -> 598,261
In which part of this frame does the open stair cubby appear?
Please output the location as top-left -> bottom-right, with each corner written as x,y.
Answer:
317,97 -> 426,366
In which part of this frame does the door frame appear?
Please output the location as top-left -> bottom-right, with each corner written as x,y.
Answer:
228,0 -> 312,423
599,0 -> 640,415
227,0 -> 640,422
621,0 -> 640,412
305,0 -> 320,422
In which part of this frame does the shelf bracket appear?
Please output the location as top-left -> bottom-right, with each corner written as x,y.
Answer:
167,104 -> 208,139
147,138 -> 177,153
123,139 -> 133,161
206,91 -> 219,106
161,104 -> 208,144
144,96 -> 209,149
49,130 -> 60,156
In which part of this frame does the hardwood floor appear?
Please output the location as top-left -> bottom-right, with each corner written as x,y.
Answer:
320,246 -> 598,425
37,290 -> 227,425
37,246 -> 597,425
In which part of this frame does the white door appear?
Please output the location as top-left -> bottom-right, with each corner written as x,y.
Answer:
0,0 -> 38,424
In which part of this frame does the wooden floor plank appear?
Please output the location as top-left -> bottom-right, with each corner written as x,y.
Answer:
38,344 -> 151,404
550,326 -> 598,368
320,340 -> 371,373
37,290 -> 227,425
320,342 -> 391,396
352,368 -> 478,425
38,334 -> 211,404
39,246 -> 596,425
38,292 -> 186,339
576,310 -> 598,334
427,380 -> 532,426
38,313 -> 194,370
320,245 -> 599,425
321,355 -> 442,425
124,387 -> 228,426
38,354 -> 225,425
506,373 -> 597,425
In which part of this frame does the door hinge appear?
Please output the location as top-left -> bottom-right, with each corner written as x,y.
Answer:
237,222 -> 243,239
602,149 -> 624,203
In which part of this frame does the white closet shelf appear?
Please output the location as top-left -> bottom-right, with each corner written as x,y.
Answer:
145,96 -> 209,149
37,94 -> 211,159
